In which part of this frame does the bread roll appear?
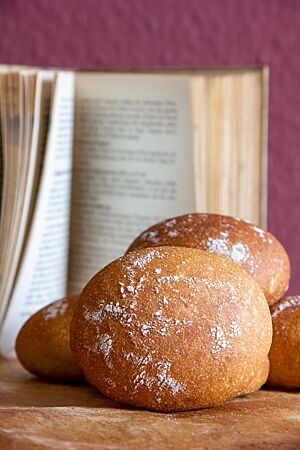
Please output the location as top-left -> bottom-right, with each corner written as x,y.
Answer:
70,247 -> 272,412
127,213 -> 290,305
16,295 -> 84,382
241,358 -> 270,396
267,296 -> 300,388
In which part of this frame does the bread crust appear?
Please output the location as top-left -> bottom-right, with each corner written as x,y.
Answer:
70,247 -> 272,412
16,295 -> 84,382
267,296 -> 300,388
127,213 -> 290,305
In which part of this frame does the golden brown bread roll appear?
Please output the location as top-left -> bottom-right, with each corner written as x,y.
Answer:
127,213 -> 290,305
16,295 -> 84,382
267,296 -> 300,388
70,247 -> 272,412
240,358 -> 270,396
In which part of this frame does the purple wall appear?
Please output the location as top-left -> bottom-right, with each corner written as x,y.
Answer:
0,0 -> 299,293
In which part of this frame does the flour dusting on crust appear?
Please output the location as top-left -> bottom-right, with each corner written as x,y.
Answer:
271,296 -> 300,318
98,334 -> 113,359
206,238 -> 249,264
126,351 -> 186,397
210,321 -> 242,354
43,299 -> 68,320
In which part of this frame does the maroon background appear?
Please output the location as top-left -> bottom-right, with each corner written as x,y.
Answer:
0,0 -> 299,293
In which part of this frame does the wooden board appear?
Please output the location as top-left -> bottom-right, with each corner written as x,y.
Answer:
0,358 -> 299,449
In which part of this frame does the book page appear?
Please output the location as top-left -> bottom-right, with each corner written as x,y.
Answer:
0,72 -> 36,324
0,73 -> 21,290
191,69 -> 267,227
0,72 -> 75,358
0,118 -> 2,216
0,72 -> 55,326
69,73 -> 196,293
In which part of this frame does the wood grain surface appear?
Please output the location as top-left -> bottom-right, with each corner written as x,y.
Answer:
0,358 -> 299,449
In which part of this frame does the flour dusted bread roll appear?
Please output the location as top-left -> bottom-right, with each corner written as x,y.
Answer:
127,213 -> 290,305
267,296 -> 300,388
241,358 -> 270,396
70,247 -> 272,412
16,295 -> 83,382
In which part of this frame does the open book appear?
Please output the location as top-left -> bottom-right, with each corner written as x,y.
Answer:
0,67 -> 268,358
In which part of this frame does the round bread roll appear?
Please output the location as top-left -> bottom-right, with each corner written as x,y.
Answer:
70,246 -> 272,412
241,358 -> 270,396
267,296 -> 300,388
16,295 -> 84,382
127,213 -> 290,305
